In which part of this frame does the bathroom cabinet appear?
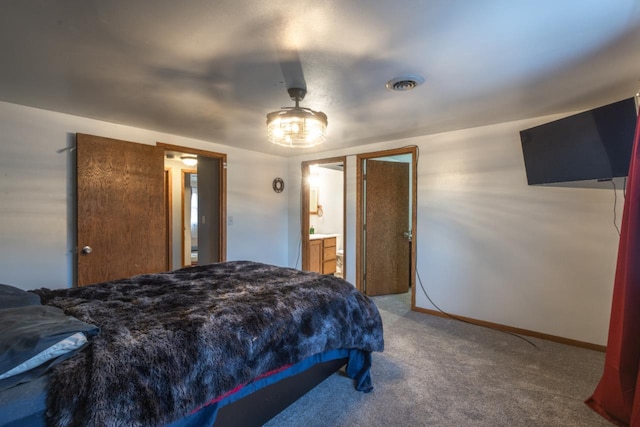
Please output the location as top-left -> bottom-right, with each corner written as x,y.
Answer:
308,235 -> 337,275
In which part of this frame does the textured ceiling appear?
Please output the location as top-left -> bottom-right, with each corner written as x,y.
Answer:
1,0 -> 639,157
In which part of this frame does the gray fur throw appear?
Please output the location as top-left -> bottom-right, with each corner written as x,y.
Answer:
32,261 -> 384,427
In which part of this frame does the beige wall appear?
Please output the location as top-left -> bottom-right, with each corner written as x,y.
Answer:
287,113 -> 620,346
0,100 -> 289,289
0,97 -> 619,346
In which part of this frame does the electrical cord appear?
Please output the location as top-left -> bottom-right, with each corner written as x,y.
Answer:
416,269 -> 538,348
407,142 -> 537,348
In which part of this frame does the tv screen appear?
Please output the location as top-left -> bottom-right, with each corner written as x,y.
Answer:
519,97 -> 637,185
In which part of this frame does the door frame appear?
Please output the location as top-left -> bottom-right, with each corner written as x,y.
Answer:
301,156 -> 347,276
356,146 -> 417,307
164,168 -> 172,270
157,142 -> 227,263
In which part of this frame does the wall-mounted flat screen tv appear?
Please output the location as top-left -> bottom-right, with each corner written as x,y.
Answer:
520,97 -> 638,185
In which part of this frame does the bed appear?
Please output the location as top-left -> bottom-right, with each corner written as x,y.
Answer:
0,261 -> 384,426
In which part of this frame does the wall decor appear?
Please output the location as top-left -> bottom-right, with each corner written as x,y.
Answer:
272,177 -> 285,193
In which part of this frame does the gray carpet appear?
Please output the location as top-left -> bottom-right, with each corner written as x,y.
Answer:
265,291 -> 610,427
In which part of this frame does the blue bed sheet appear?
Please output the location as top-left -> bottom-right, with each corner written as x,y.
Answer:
0,348 -> 372,427
0,375 -> 47,427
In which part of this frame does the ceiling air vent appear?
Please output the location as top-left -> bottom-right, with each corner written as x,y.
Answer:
386,75 -> 425,91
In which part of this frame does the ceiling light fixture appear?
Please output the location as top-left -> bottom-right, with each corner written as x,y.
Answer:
266,88 -> 327,148
181,156 -> 197,167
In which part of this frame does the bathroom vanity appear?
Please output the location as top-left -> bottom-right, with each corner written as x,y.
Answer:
308,234 -> 337,275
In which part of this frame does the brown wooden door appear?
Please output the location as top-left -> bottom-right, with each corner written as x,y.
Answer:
364,160 -> 410,296
77,133 -> 167,286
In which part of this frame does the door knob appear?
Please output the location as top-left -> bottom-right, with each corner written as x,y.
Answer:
403,231 -> 412,241
81,246 -> 93,254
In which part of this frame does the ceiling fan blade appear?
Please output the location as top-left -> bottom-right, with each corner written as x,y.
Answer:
277,49 -> 307,93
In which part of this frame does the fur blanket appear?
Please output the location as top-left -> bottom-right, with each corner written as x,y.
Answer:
33,261 -> 384,427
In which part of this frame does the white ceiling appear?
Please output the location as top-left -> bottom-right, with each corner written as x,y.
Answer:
1,1 -> 639,157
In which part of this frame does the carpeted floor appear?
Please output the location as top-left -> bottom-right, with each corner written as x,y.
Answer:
265,291 -> 610,427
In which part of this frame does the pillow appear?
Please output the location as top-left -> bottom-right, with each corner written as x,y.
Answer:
0,284 -> 41,309
0,332 -> 87,380
0,305 -> 100,391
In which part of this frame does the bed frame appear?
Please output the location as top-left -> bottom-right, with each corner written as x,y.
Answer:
214,357 -> 348,426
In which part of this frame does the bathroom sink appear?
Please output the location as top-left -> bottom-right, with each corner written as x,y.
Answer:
309,233 -> 337,239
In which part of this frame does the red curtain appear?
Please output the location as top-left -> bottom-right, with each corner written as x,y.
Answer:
586,110 -> 640,426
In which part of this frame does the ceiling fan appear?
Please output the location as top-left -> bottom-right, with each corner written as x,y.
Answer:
266,50 -> 327,148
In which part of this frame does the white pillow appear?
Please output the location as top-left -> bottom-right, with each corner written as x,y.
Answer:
0,332 -> 87,380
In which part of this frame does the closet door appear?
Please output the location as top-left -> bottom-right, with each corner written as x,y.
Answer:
76,133 -> 166,286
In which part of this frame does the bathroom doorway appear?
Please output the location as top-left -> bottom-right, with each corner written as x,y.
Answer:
301,157 -> 346,278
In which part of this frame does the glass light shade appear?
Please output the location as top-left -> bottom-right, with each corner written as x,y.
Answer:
181,156 -> 197,167
266,107 -> 327,148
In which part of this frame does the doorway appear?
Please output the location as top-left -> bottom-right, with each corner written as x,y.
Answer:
158,143 -> 227,270
301,157 -> 347,277
357,147 -> 417,305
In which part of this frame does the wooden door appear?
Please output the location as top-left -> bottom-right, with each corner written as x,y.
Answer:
77,134 -> 167,286
364,160 -> 410,296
